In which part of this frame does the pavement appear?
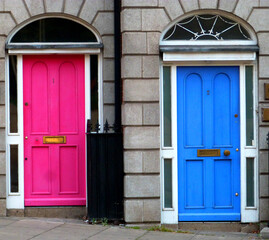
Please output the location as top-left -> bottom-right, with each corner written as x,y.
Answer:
0,217 -> 263,240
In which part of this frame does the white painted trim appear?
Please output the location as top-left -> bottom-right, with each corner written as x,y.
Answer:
8,49 -> 101,55
98,53 -> 104,131
163,52 -> 256,62
160,56 -> 259,224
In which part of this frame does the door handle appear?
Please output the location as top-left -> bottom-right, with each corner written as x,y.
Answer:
224,150 -> 230,156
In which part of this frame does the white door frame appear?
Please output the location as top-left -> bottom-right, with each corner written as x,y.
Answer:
6,49 -> 103,209
160,52 -> 259,224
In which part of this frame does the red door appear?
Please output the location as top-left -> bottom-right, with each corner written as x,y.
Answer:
23,55 -> 86,206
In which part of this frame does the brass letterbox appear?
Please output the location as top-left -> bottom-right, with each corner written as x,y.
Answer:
43,136 -> 66,144
197,149 -> 220,157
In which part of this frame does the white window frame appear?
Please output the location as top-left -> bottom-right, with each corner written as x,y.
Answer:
160,52 -> 259,224
6,50 -> 103,209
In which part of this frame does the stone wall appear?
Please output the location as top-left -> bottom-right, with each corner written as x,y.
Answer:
121,0 -> 269,223
0,0 -> 115,215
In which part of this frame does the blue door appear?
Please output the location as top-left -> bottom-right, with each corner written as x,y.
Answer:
177,66 -> 240,221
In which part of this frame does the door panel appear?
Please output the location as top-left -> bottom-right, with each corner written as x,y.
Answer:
24,55 -> 85,206
178,66 -> 240,221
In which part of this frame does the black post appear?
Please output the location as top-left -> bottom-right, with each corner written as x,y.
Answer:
114,0 -> 121,132
267,132 -> 269,227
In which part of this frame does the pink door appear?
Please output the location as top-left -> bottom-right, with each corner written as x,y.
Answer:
24,55 -> 86,206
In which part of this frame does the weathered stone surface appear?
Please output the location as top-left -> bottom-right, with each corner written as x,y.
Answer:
103,105 -> 115,123
260,175 -> 269,197
121,9 -> 142,31
122,0 -> 157,7
122,56 -> 142,78
103,59 -> 114,81
259,80 -> 269,103
0,200 -> 6,216
0,60 -> 5,81
124,127 -> 160,149
93,12 -> 114,35
0,82 -> 5,105
0,106 -> 5,127
259,57 -> 269,78
0,130 -> 5,151
142,9 -> 170,32
258,33 -> 269,55
234,0 -> 258,20
259,127 -> 269,150
124,80 -> 159,102
103,36 -> 114,58
142,56 -> 160,78
25,0 -> 44,16
122,103 -> 142,125
143,103 -> 159,125
259,104 -> 269,126
104,0 -> 114,10
200,0 -> 218,9
79,0 -> 105,24
260,198 -> 269,221
180,0 -> 199,12
260,0 -> 269,6
249,9 -> 269,32
122,33 -> 147,54
0,37 -> 5,58
0,175 -> 6,198
64,0 -> 84,16
147,32 -> 161,54
143,151 -> 160,173
143,199 -> 160,222
44,0 -> 63,12
124,200 -> 143,222
218,0 -> 237,12
159,0 -> 183,20
124,175 -> 160,197
103,82 -> 114,104
0,13 -> 16,35
260,151 -> 268,173
124,151 -> 143,173
4,0 -> 30,24
0,153 -> 5,175
261,227 -> 269,239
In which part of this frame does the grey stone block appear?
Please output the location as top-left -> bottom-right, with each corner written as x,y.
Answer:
79,0 -> 105,24
93,12 -> 114,35
260,0 -> 269,6
143,199 -> 160,222
104,0 -> 114,10
0,82 -> 5,105
103,59 -> 115,81
0,13 -> 16,35
143,151 -> 160,173
124,175 -> 160,197
44,0 -> 64,12
0,37 -> 5,58
4,0 -> 30,24
180,0 -> 199,12
143,103 -> 159,125
249,9 -> 269,32
122,103 -> 143,125
103,82 -> 114,104
124,200 -> 143,222
103,36 -> 114,58
260,151 -> 268,173
122,33 -> 147,54
234,0 -> 258,20
260,175 -> 269,197
142,56 -> 160,78
200,0 -> 218,9
259,57 -> 269,78
103,105 -> 115,123
64,0 -> 84,16
122,0 -> 157,7
121,9 -> 142,31
0,175 -> 6,198
259,127 -> 269,150
147,32 -> 161,54
0,153 -> 6,175
124,126 -> 160,149
124,80 -> 159,102
25,0 -> 44,16
159,0 -> 183,21
260,198 -> 269,221
261,227 -> 269,239
124,151 -> 143,173
0,59 -> 5,81
122,56 -> 142,78
0,106 -> 5,127
258,33 -> 269,55
142,9 -> 170,32
218,0 -> 237,12
0,130 -> 5,151
259,80 -> 269,103
0,199 -> 6,216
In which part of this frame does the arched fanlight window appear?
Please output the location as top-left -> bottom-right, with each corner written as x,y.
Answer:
7,17 -> 102,49
160,14 -> 257,50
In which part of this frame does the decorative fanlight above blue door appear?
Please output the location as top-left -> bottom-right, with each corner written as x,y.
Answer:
163,14 -> 251,41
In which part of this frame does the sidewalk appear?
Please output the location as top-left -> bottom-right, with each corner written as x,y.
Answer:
0,217 -> 262,240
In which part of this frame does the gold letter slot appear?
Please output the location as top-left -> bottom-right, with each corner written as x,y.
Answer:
197,149 -> 220,157
43,136 -> 66,144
